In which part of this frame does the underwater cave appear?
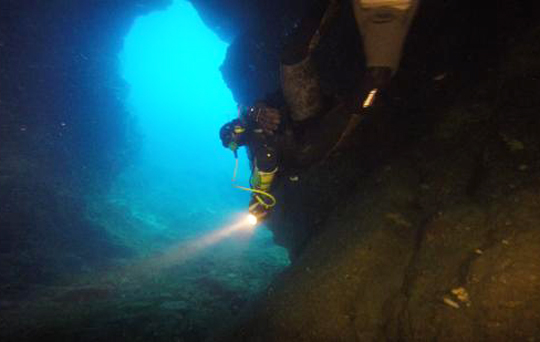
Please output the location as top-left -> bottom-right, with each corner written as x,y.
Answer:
1,0 -> 540,341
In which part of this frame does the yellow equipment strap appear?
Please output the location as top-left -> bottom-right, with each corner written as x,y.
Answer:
231,156 -> 277,208
234,184 -> 277,208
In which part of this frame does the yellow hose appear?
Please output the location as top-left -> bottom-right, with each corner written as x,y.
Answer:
232,157 -> 239,182
233,184 -> 277,208
231,157 -> 277,208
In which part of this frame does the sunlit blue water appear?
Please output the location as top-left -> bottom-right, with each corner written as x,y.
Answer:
116,0 -> 257,238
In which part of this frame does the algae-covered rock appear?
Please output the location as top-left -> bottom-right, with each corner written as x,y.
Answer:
216,1 -> 540,341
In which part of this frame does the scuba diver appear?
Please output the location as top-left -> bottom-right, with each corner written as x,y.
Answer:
220,0 -> 420,221
220,103 -> 281,220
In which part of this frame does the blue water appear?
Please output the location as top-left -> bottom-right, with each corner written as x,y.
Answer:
1,1 -> 290,340
116,0 -> 255,237
87,2 -> 290,336
0,3 -> 290,339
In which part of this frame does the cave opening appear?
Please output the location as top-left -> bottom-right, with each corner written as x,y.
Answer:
104,0 -> 289,274
81,0 -> 289,338
117,0 -> 247,233
108,0 -> 282,248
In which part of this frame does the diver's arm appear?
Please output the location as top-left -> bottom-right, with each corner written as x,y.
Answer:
238,103 -> 281,136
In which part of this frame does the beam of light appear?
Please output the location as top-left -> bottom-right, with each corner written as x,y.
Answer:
75,214 -> 259,288
117,0 -> 252,234
128,214 -> 258,276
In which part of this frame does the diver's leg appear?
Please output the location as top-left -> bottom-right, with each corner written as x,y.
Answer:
281,0 -> 339,122
250,130 -> 278,184
247,131 -> 279,218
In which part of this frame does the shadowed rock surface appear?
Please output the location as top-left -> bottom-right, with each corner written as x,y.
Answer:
211,1 -> 540,341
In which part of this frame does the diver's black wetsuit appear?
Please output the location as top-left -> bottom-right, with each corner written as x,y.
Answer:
219,105 -> 279,174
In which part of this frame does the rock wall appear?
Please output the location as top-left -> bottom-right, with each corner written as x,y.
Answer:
191,0 -> 308,104
207,0 -> 540,341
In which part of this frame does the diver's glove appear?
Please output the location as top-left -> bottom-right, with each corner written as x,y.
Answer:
241,103 -> 281,136
256,105 -> 281,136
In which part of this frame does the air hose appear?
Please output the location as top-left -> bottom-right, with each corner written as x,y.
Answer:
231,156 -> 277,209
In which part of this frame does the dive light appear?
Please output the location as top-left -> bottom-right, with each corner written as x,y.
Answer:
246,213 -> 258,226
